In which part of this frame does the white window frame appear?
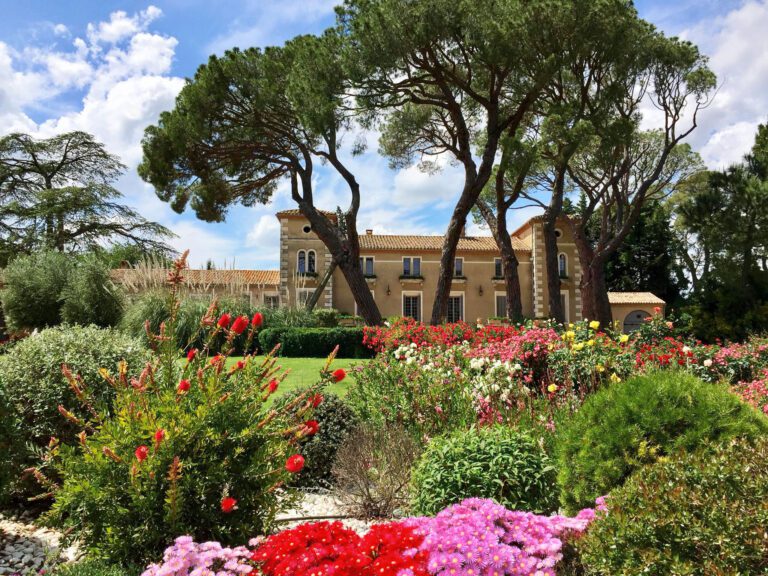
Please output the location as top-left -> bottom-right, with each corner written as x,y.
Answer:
447,291 -> 465,323
264,292 -> 280,309
402,290 -> 423,322
307,250 -> 317,274
494,257 -> 503,278
454,257 -> 464,277
558,252 -> 568,277
297,250 -> 306,274
360,255 -> 375,276
560,290 -> 570,323
494,291 -> 507,317
296,288 -> 314,308
402,256 -> 422,277
354,289 -> 375,316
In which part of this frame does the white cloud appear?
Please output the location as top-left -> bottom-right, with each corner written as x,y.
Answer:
246,215 -> 281,254
168,221 -> 240,268
86,6 -> 162,45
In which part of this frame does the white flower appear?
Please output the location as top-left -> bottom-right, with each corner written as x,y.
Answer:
682,345 -> 691,354
703,359 -> 713,368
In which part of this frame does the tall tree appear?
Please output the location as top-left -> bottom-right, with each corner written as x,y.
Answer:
0,132 -> 173,266
139,34 -> 383,325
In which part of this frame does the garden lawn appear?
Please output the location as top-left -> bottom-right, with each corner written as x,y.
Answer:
225,356 -> 367,397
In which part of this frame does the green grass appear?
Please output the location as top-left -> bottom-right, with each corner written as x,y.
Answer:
225,356 -> 368,397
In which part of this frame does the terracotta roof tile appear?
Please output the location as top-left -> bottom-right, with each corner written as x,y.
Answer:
111,268 -> 280,287
359,234 -> 530,252
275,209 -> 337,219
607,292 -> 665,305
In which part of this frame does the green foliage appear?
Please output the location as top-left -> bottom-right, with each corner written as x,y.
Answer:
43,264 -> 335,565
258,327 -> 372,358
276,389 -> 359,488
555,370 -> 768,512
577,438 -> 768,575
0,325 -> 147,454
53,559 -> 138,576
1,250 -> 73,331
411,426 -> 558,516
312,307 -> 340,328
0,380 -> 23,504
61,256 -> 124,327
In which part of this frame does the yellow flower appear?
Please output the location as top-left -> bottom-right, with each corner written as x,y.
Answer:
596,364 -> 605,373
587,339 -> 595,347
589,320 -> 600,330
547,384 -> 558,393
565,330 -> 575,340
610,373 -> 622,383
619,334 -> 629,344
568,323 -> 574,329
573,342 -> 584,351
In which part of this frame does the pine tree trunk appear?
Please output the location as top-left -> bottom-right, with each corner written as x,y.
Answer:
305,260 -> 337,312
338,258 -> 381,325
542,216 -> 564,323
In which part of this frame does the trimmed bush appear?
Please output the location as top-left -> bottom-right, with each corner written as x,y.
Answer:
411,426 -> 558,516
61,256 -> 124,327
259,327 -> 372,358
0,325 -> 147,449
276,389 -> 359,488
577,438 -> 768,575
556,370 -> 768,512
53,560 -> 138,576
1,250 -> 73,331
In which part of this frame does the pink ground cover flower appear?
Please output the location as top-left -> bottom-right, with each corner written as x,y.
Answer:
141,536 -> 252,576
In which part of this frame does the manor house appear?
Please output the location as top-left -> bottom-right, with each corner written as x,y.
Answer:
114,210 -> 665,332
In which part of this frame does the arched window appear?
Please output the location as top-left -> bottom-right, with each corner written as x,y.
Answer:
558,253 -> 568,277
297,250 -> 306,274
307,250 -> 316,273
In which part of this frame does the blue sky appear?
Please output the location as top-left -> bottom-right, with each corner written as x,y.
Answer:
0,0 -> 766,268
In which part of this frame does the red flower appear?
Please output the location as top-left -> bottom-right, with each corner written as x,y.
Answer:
236,360 -> 245,370
332,368 -> 347,383
303,420 -> 320,436
154,429 -> 165,445
135,445 -> 149,462
252,312 -> 264,328
268,379 -> 279,393
186,348 -> 198,362
217,313 -> 232,329
231,315 -> 249,335
285,454 -> 305,473
311,393 -> 324,408
177,379 -> 191,393
221,496 -> 238,513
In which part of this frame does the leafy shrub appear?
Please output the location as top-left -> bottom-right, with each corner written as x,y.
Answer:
311,308 -> 340,327
61,256 -> 124,327
258,327 -> 372,358
0,325 -> 147,449
1,250 -> 73,331
556,370 -> 768,512
41,256 -> 336,565
0,382 -> 23,504
577,438 -> 768,575
276,389 -> 358,488
411,426 -> 558,516
332,424 -> 419,518
53,559 -> 138,576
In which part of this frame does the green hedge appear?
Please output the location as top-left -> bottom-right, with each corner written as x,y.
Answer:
258,327 -> 373,358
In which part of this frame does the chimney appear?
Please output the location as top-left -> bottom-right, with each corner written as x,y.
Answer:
366,229 -> 373,235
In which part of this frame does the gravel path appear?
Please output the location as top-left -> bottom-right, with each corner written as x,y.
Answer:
276,492 -> 377,534
0,514 -> 79,574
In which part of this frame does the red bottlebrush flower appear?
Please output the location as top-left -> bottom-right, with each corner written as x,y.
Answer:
311,393 -> 324,408
177,379 -> 191,393
236,360 -> 245,370
268,379 -> 279,393
303,420 -> 320,436
285,454 -> 305,474
231,315 -> 249,335
217,313 -> 232,329
332,368 -> 347,382
154,429 -> 165,445
252,312 -> 264,328
221,496 -> 238,513
135,445 -> 149,462
186,348 -> 198,362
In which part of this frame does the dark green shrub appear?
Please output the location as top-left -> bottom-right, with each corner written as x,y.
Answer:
312,308 -> 340,327
578,438 -> 768,575
43,270 -> 334,566
556,370 -> 768,512
53,559 -> 138,576
276,389 -> 359,488
61,256 -> 124,327
0,325 -> 147,449
258,327 -> 372,358
0,381 -> 23,504
411,426 -> 558,516
1,250 -> 73,331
